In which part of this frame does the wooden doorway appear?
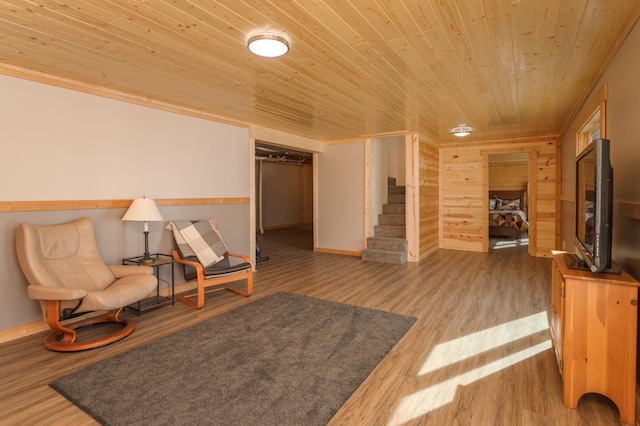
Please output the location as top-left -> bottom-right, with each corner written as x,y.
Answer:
484,151 -> 535,254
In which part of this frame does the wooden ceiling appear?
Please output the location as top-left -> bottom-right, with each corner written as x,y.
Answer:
1,1 -> 639,144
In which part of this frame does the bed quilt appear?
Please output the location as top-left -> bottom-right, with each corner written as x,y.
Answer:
489,210 -> 529,231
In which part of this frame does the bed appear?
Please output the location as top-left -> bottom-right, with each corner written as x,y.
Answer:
488,189 -> 529,239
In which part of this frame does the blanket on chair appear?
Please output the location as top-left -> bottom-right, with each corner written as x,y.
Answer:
166,220 -> 228,267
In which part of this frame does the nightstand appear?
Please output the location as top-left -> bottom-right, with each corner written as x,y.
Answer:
122,253 -> 174,315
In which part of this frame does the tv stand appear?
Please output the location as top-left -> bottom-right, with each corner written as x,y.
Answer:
563,252 -> 621,274
550,253 -> 639,424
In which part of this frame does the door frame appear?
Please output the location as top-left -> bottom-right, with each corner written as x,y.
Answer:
482,149 -> 538,255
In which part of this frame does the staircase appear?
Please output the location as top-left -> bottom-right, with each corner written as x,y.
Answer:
362,178 -> 408,264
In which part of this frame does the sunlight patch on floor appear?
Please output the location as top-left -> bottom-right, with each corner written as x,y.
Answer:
389,312 -> 551,425
419,311 -> 549,375
491,236 -> 529,249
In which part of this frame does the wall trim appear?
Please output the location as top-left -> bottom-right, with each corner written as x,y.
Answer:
324,131 -> 409,145
564,200 -> 640,220
314,247 -> 361,257
443,134 -> 558,149
0,319 -> 49,345
419,245 -> 438,260
615,201 -> 640,220
0,281 -> 197,344
0,197 -> 250,213
406,134 -> 420,262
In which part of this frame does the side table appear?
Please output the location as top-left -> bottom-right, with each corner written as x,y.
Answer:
123,253 -> 175,315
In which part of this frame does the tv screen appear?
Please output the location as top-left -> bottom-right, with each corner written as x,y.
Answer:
574,138 -> 616,273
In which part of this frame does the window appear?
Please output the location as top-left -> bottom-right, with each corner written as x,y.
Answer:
576,83 -> 607,155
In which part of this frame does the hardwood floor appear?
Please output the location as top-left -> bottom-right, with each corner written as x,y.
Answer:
0,225 -> 627,425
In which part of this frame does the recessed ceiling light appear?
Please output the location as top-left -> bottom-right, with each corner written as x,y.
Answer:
451,124 -> 472,137
247,33 -> 289,58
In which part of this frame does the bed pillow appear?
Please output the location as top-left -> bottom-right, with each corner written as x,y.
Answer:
489,197 -> 498,210
498,198 -> 521,211
585,200 -> 594,213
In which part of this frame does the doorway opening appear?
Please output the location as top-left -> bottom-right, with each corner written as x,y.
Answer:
255,142 -> 314,254
488,152 -> 530,252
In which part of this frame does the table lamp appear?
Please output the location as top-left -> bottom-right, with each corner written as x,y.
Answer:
122,197 -> 164,265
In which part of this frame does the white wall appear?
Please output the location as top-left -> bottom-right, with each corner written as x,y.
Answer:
560,20 -> 640,278
257,161 -> 312,229
370,138 -> 387,236
0,75 -> 248,200
0,74 -> 251,332
387,135 -> 406,186
317,143 -> 365,252
368,136 -> 406,237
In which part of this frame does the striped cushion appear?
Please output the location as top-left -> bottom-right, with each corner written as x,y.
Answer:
167,220 -> 228,267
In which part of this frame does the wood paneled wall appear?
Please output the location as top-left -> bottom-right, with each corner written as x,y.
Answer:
489,153 -> 529,191
440,137 -> 558,257
419,137 -> 439,259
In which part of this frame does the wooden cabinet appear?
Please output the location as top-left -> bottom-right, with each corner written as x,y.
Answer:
549,261 -> 564,372
550,253 -> 639,424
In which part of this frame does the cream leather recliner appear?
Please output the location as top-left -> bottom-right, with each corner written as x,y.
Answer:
16,217 -> 157,352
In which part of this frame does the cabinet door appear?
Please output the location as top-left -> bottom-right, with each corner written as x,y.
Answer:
550,261 -> 564,373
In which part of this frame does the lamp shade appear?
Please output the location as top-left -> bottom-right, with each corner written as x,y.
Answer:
122,198 -> 164,222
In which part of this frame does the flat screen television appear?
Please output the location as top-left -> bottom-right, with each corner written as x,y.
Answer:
571,138 -> 618,274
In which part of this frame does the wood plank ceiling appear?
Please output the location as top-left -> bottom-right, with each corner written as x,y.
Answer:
0,0 -> 638,143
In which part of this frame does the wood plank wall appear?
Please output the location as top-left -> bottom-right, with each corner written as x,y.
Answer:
419,137 -> 439,259
489,154 -> 529,190
440,136 -> 558,257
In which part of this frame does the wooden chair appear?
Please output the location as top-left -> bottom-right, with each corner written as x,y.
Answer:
169,220 -> 252,309
15,218 -> 157,352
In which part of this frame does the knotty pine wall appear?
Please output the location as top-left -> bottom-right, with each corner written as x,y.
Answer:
488,153 -> 530,191
419,137 -> 439,259
440,137 -> 559,257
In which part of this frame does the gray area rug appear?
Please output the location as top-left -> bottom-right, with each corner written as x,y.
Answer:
51,292 -> 416,425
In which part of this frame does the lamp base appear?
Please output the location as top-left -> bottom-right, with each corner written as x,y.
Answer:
139,256 -> 155,265
139,230 -> 154,265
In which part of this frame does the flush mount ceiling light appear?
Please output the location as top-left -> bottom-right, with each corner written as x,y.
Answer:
451,124 -> 472,137
247,33 -> 289,58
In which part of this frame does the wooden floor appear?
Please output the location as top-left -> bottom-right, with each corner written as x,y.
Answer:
0,225 -> 628,425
